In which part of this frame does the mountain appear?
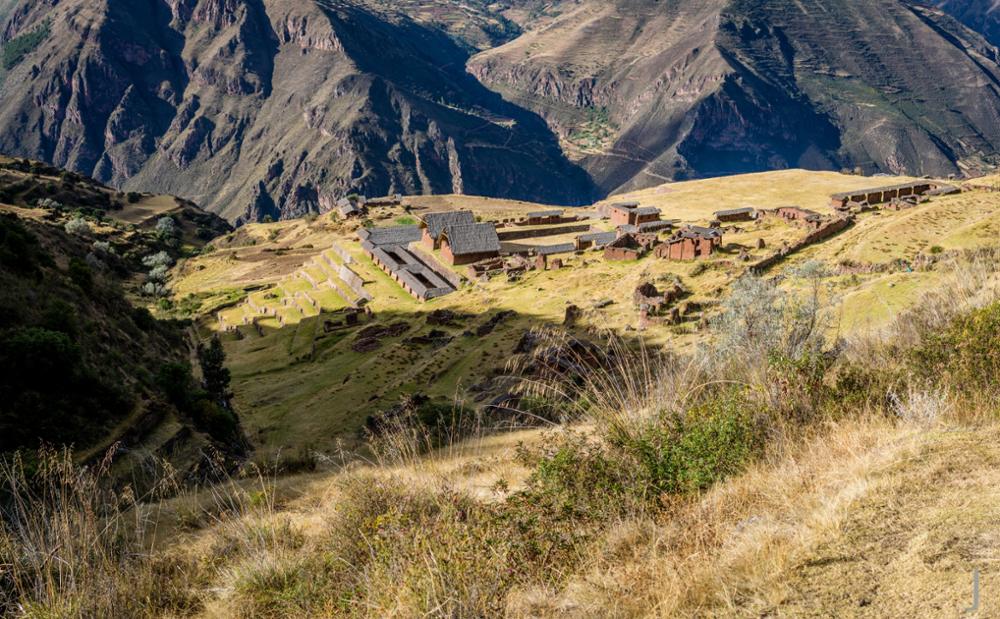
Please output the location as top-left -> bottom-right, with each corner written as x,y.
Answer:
470,0 -> 1000,194
2,0 -> 1000,219
932,0 -> 1000,46
0,0 -> 596,223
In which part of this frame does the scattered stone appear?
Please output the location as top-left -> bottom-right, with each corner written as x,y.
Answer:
564,304 -> 582,327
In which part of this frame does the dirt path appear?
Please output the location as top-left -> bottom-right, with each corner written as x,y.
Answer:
768,428 -> 1000,618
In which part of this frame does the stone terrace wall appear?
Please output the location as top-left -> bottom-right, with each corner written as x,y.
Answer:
750,216 -> 854,274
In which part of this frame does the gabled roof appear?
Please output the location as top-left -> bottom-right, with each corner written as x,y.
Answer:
535,243 -> 576,256
577,231 -> 618,246
633,206 -> 662,216
442,223 -> 501,255
527,210 -> 564,218
714,207 -> 756,217
638,220 -> 673,232
683,225 -> 724,239
421,211 -> 476,240
357,225 -> 422,247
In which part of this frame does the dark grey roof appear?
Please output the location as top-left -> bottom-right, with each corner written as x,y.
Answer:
421,211 -> 476,240
714,207 -> 756,216
357,225 -> 422,247
638,220 -> 673,232
685,226 -> 723,239
831,181 -> 935,200
527,210 -> 563,218
578,231 -> 618,246
443,223 -> 501,255
535,243 -> 576,256
611,201 -> 641,208
633,206 -> 661,216
617,224 -> 639,234
339,202 -> 361,216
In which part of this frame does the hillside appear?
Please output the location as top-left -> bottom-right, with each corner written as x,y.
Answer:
7,199 -> 1000,615
158,168 -> 1000,465
2,1 -> 1000,220
0,158 -> 243,480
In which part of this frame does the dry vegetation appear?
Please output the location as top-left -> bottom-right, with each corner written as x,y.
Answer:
5,243 -> 1000,617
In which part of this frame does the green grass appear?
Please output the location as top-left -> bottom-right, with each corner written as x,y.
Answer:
1,19 -> 50,71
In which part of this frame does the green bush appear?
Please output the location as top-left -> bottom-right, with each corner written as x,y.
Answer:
911,301 -> 1000,395
68,258 -> 93,293
616,388 -> 764,496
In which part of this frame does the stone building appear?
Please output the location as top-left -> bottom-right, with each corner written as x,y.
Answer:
656,226 -> 723,261
607,203 -> 663,227
440,223 -> 502,266
420,211 -> 476,249
713,207 -> 756,222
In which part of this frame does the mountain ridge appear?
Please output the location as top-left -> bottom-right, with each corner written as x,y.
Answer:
2,0 -> 1000,220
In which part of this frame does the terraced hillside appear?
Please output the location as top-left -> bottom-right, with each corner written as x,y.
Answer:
168,169 -> 1000,461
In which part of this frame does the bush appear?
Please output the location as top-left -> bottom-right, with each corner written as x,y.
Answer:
68,257 -> 93,292
155,216 -> 178,239
616,388 -> 764,496
911,301 -> 1000,396
142,251 -> 174,269
64,217 -> 90,236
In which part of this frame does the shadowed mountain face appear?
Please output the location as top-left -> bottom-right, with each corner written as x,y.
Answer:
932,0 -> 1000,46
0,0 -> 597,221
2,0 -> 1000,218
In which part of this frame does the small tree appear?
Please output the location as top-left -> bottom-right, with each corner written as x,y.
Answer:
198,335 -> 232,409
64,217 -> 90,236
155,216 -> 177,239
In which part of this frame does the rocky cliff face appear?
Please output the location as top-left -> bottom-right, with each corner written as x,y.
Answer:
931,0 -> 1000,46
0,0 -> 596,221
470,0 -> 1000,195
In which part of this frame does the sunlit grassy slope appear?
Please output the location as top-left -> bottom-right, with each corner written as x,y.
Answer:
170,169 -> 1000,458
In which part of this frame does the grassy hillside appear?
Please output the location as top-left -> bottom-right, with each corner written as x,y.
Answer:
0,158 -> 241,478
165,169 -> 1000,465
5,222 -> 1000,615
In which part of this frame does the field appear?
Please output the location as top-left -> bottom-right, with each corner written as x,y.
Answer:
170,169 -> 1000,460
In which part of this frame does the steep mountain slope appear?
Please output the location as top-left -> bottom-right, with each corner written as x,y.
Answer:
932,0 -> 1000,46
0,0 -> 596,222
470,0 -> 1000,194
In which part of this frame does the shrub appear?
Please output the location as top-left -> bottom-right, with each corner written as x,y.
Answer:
64,217 -> 90,236
615,388 -> 765,496
68,257 -> 93,292
155,216 -> 178,239
911,301 -> 1000,396
142,251 -> 174,269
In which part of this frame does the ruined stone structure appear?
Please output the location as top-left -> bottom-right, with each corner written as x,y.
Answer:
604,233 -> 656,261
526,210 -> 564,225
713,207 -> 756,222
829,181 -> 950,209
359,224 -> 457,301
656,226 -> 723,261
